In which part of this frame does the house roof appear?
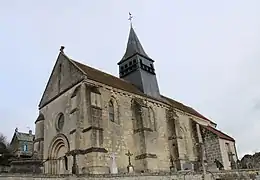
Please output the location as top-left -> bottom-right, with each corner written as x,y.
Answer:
203,125 -> 235,142
10,131 -> 34,145
15,132 -> 34,142
71,58 -> 215,125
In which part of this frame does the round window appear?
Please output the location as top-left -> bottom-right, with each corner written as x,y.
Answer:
56,113 -> 64,131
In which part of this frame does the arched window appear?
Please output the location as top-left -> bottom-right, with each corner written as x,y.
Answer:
149,107 -> 156,131
131,100 -> 142,130
109,101 -> 114,122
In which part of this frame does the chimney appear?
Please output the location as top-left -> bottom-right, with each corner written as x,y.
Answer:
15,127 -> 18,133
29,130 -> 32,135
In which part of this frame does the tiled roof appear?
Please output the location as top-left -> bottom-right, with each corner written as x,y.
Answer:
71,59 -> 215,124
73,60 -> 144,96
162,96 -> 215,125
203,125 -> 235,142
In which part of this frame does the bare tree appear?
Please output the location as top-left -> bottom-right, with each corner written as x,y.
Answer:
0,133 -> 11,150
0,133 -> 7,144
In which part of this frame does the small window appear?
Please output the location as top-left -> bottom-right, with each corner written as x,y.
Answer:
133,64 -> 137,68
129,61 -> 132,66
120,66 -> 124,70
23,144 -> 28,152
125,64 -> 128,68
109,101 -> 114,122
133,59 -> 137,64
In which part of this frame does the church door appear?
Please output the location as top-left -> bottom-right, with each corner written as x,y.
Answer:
48,134 -> 70,174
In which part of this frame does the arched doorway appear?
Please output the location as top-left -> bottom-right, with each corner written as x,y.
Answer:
48,134 -> 70,174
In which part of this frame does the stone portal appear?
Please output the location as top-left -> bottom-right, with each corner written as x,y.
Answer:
48,134 -> 70,174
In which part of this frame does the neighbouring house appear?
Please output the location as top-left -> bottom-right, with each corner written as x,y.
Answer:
10,128 -> 35,158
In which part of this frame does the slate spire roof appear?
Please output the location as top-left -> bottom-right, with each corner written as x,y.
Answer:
118,25 -> 152,64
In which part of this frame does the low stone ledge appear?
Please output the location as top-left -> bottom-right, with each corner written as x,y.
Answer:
66,147 -> 108,156
135,153 -> 157,160
0,169 -> 260,180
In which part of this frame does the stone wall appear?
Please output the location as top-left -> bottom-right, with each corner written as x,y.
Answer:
0,169 -> 260,180
0,165 -> 10,173
18,140 -> 34,157
219,138 -> 237,170
202,128 -> 222,170
81,80 -> 171,173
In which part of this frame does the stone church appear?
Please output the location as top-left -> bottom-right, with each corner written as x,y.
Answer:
34,24 -> 238,174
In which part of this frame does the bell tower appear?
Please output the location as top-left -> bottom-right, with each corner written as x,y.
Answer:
118,24 -> 160,98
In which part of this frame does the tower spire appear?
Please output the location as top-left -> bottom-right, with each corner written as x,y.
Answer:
118,16 -> 152,65
117,19 -> 160,98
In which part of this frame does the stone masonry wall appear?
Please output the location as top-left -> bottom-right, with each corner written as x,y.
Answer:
40,84 -> 80,174
81,79 -> 171,173
203,128 -> 222,171
39,53 -> 84,108
219,138 -> 237,170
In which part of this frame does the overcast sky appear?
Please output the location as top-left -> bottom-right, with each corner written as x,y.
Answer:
1,1 -> 260,158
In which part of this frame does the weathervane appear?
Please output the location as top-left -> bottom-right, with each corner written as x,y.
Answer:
128,12 -> 133,25
60,46 -> 65,53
